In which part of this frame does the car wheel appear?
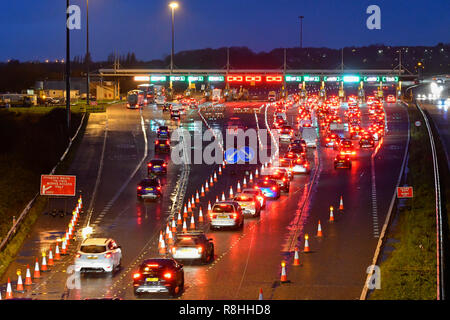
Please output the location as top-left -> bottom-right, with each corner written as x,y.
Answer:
116,259 -> 122,271
134,290 -> 141,298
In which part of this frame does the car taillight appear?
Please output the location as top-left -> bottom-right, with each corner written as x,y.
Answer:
272,187 -> 276,191
137,186 -> 142,190
105,252 -> 112,258
172,247 -> 176,254
163,272 -> 172,280
76,253 -> 81,258
233,213 -> 238,219
162,163 -> 167,167
352,151 -> 356,155
326,138 -> 330,142
157,186 -> 161,191
251,201 -> 256,206
197,246 -> 203,254
147,163 -> 152,167
133,272 -> 142,279
155,140 -> 159,144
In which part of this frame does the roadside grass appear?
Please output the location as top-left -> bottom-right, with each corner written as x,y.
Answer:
370,103 -> 437,300
7,99 -> 122,114
0,108 -> 87,278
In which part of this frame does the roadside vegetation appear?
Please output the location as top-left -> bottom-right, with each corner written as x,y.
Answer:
0,108 -> 86,277
371,102 -> 437,300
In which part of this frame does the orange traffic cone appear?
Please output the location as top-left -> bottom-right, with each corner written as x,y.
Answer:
210,176 -> 214,187
48,249 -> 54,266
183,205 -> 188,218
329,206 -> 334,222
5,278 -> 13,299
182,219 -> 188,233
41,253 -> 48,272
243,177 -> 247,187
158,231 -> 163,249
214,172 -> 218,182
177,211 -> 182,225
207,201 -> 212,214
255,169 -> 259,178
293,247 -> 301,266
304,234 -> 310,253
258,288 -> 263,300
190,215 -> 195,229
196,191 -> 200,203
167,230 -> 174,245
218,166 -> 222,175
171,219 -> 177,233
34,258 -> 41,279
159,239 -> 166,255
187,200 -> 192,213
317,220 -> 323,237
165,224 -> 170,238
61,239 -> 67,255
205,181 -> 209,192
25,265 -> 32,286
191,195 -> 196,208
55,244 -> 61,260
198,207 -> 204,223
16,271 -> 24,293
221,192 -> 225,201
249,173 -> 253,182
280,260 -> 288,283
201,185 -> 205,196
229,187 -> 234,199
339,196 -> 344,211
237,181 -> 241,193
215,196 -> 219,203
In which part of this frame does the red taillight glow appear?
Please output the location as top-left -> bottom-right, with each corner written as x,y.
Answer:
163,272 -> 172,279
147,163 -> 152,167
105,252 -> 112,258
137,186 -> 142,190
133,273 -> 142,279
272,187 -> 276,191
197,246 -> 203,254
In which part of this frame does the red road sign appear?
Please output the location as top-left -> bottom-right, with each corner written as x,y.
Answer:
397,186 -> 413,198
40,175 -> 76,196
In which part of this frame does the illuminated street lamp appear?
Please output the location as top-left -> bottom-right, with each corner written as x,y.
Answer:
169,2 -> 179,73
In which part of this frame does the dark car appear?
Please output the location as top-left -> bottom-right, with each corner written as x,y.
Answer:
147,159 -> 167,175
263,170 -> 290,192
155,138 -> 170,153
137,178 -> 162,200
157,126 -> 170,139
360,135 -> 375,148
171,232 -> 214,264
133,258 -> 184,297
254,178 -> 281,199
162,103 -> 171,112
334,154 -> 352,169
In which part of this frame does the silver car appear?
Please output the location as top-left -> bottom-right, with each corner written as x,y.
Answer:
209,201 -> 244,230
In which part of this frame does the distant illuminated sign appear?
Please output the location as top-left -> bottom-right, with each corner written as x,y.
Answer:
343,75 -> 361,83
208,76 -> 225,82
150,75 -> 166,82
303,75 -> 320,82
324,76 -> 341,82
266,75 -> 283,82
363,76 -> 380,82
170,76 -> 186,81
227,75 -> 243,82
188,76 -> 204,82
245,75 -> 262,82
382,76 -> 399,82
285,75 -> 302,82
134,76 -> 150,82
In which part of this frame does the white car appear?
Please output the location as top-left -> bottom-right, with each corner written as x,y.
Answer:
292,158 -> 311,174
75,238 -> 122,273
209,201 -> 244,230
233,193 -> 261,217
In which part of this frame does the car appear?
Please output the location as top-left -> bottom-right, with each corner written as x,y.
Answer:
171,231 -> 214,264
334,154 -> 352,169
324,133 -> 341,148
133,258 -> 184,297
155,138 -> 170,153
157,126 -> 170,138
254,178 -> 281,199
74,238 -> 122,273
162,103 -> 171,112
209,201 -> 244,230
287,145 -> 306,158
262,169 -> 290,192
386,95 -> 396,103
360,135 -> 375,148
137,178 -> 162,200
170,109 -> 180,119
279,158 -> 294,180
339,144 -> 357,159
233,193 -> 261,217
241,188 -> 266,209
147,159 -> 167,175
279,125 -> 294,142
290,139 -> 307,150
291,157 -> 310,174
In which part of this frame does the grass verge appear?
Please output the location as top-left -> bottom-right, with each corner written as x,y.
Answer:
370,102 -> 437,300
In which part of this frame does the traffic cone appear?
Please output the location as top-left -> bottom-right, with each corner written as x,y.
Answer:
167,230 -> 174,245
177,211 -> 182,225
243,177 -> 247,187
158,231 -> 163,249
304,234 -> 310,253
54,244 -> 60,260
25,265 -> 32,286
65,232 -> 70,246
190,215 -> 195,229
329,206 -> 334,222
255,169 -> 259,178
61,239 -> 67,255
187,200 -> 192,213
339,196 -> 344,211
195,191 -> 200,203
207,201 -> 212,214
258,288 -> 263,300
219,166 -> 222,175
48,249 -> 54,266
41,253 -> 48,272
317,220 -> 323,237
215,196 -> 219,203
182,219 -> 188,233
34,258 -> 41,279
210,176 -> 214,187
250,173 -> 253,182
229,186 -> 234,199
237,181 -> 241,193
293,247 -> 301,266
222,162 -> 226,169
214,172 -> 218,182
198,207 -> 204,223
159,239 -> 166,255
16,271 -> 24,293
5,278 -> 13,299
165,224 -> 170,237
221,192 -> 225,201
171,219 -> 177,233
205,182 -> 209,192
183,205 -> 188,218
280,261 -> 288,283
191,195 -> 196,208
201,186 -> 205,197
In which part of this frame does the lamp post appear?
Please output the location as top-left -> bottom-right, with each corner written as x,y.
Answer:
66,0 -> 71,130
169,2 -> 178,73
298,16 -> 304,48
86,0 -> 90,106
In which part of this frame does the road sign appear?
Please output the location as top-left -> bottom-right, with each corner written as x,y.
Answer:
397,186 -> 413,198
238,146 -> 255,162
415,121 -> 421,127
224,148 -> 239,164
40,175 -> 76,196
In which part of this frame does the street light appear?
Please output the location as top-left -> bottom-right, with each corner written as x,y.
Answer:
86,0 -> 90,106
169,2 -> 179,73
298,16 -> 304,48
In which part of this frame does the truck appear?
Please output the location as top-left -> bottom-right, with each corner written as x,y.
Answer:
212,88 -> 222,102
126,90 -> 144,109
268,91 -> 277,102
301,127 -> 318,148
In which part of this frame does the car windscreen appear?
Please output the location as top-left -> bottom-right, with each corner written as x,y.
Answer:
212,204 -> 234,213
80,245 -> 107,254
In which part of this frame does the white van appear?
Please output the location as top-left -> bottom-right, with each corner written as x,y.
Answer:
301,127 -> 318,148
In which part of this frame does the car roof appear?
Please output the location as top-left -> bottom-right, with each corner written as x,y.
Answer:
242,188 -> 259,193
213,201 -> 238,206
141,258 -> 176,267
234,193 -> 255,198
140,178 -> 160,184
81,238 -> 109,246
150,159 -> 165,163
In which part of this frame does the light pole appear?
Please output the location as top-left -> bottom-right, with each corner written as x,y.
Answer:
66,0 -> 71,130
169,2 -> 178,73
86,0 -> 90,106
299,16 -> 304,48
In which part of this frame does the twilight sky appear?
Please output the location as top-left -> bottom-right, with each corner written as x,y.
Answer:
0,0 -> 449,62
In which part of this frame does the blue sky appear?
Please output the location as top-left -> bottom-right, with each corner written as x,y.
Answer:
0,0 -> 449,62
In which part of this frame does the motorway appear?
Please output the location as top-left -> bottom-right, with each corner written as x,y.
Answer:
0,90 -> 409,300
